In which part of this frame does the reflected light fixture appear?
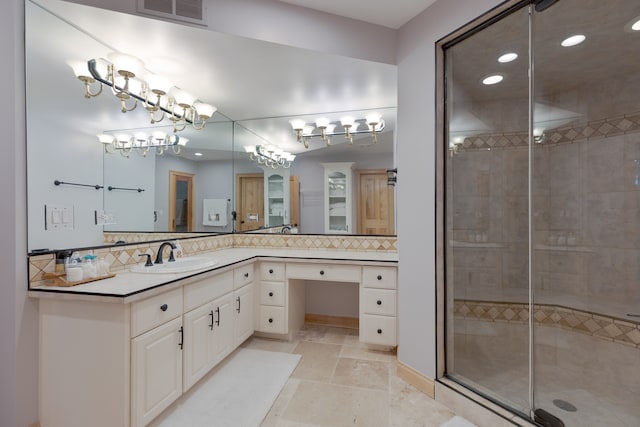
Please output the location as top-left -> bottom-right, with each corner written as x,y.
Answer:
97,131 -> 188,157
289,113 -> 384,148
70,52 -> 217,132
561,34 -> 585,47
245,145 -> 295,169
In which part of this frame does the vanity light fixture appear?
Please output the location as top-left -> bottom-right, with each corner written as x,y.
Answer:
70,53 -> 217,132
633,19 -> 640,31
288,113 -> 385,148
245,145 -> 295,169
97,131 -> 188,157
561,34 -> 585,47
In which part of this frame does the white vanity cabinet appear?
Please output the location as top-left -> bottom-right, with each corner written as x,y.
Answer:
359,266 -> 398,346
182,271 -> 235,392
132,316 -> 183,427
255,261 -> 287,334
263,168 -> 291,228
233,261 -> 255,346
322,162 -> 355,233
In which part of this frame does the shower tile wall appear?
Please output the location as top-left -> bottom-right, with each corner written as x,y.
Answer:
451,112 -> 640,312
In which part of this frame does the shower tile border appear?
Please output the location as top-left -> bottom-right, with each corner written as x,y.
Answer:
454,299 -> 640,348
457,110 -> 640,152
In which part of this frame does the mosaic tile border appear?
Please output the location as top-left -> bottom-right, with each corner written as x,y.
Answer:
454,299 -> 640,349
458,110 -> 640,152
29,234 -> 397,287
232,233 -> 397,252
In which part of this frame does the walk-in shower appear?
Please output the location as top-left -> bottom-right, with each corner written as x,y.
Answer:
440,1 -> 640,425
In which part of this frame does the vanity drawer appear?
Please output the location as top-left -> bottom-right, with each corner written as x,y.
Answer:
257,306 -> 286,334
183,271 -> 234,312
360,288 -> 396,316
234,264 -> 254,288
286,263 -> 361,282
259,262 -> 285,281
260,282 -> 285,306
362,266 -> 397,289
360,314 -> 397,346
131,288 -> 183,337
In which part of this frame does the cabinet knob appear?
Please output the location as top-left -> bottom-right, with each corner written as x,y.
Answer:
269,292 -> 274,297
319,270 -> 325,276
377,300 -> 382,305
268,318 -> 274,323
377,275 -> 382,280
377,329 -> 382,334
269,269 -> 274,274
244,272 -> 249,278
160,304 -> 168,312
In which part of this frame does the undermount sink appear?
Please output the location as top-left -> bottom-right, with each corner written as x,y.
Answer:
130,255 -> 218,274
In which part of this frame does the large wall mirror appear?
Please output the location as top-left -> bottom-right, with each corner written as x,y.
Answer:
26,0 -> 397,253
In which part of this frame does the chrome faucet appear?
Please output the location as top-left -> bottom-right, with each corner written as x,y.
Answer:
155,241 -> 177,264
280,225 -> 292,234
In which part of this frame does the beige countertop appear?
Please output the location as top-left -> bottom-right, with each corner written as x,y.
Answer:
28,248 -> 398,303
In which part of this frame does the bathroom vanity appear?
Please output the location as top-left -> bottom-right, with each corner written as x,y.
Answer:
30,247 -> 397,427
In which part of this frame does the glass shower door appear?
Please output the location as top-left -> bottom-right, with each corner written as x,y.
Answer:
444,4 -> 532,416
531,1 -> 640,426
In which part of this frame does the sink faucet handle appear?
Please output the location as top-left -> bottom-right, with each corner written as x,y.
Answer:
138,253 -> 153,267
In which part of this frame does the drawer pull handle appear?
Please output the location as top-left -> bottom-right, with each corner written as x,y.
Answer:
377,300 -> 382,305
160,304 -> 168,312
269,268 -> 274,274
319,270 -> 325,276
244,272 -> 249,278
377,275 -> 382,280
268,318 -> 274,323
377,329 -> 382,334
269,292 -> 274,297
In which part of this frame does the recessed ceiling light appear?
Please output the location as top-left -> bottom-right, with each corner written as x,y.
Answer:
625,16 -> 640,32
194,152 -> 203,156
561,34 -> 585,47
482,74 -> 503,85
498,52 -> 518,63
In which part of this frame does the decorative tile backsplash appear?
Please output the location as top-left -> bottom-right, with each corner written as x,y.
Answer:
454,299 -> 640,349
28,233 -> 397,287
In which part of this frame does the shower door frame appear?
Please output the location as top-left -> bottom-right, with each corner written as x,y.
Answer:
435,0 -> 538,421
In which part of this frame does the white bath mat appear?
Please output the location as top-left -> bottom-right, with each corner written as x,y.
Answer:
150,348 -> 301,427
440,415 -> 478,427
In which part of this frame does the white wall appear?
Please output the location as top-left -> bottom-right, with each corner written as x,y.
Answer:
395,0 -> 504,379
195,159 -> 234,233
3,1 -> 38,426
103,151 -> 156,231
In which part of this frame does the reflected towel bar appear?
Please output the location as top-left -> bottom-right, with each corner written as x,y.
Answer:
107,186 -> 145,192
54,180 -> 103,190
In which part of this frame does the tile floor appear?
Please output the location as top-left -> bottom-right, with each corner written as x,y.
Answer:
240,323 -> 462,427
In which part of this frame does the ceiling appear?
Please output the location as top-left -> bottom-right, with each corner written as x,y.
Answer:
278,0 -> 437,29
26,0 -> 398,160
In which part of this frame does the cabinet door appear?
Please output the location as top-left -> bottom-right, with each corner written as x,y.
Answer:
211,293 -> 234,366
264,169 -> 291,227
233,283 -> 254,346
131,317 -> 183,427
183,302 -> 215,392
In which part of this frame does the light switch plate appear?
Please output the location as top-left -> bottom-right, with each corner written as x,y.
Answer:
45,204 -> 74,230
